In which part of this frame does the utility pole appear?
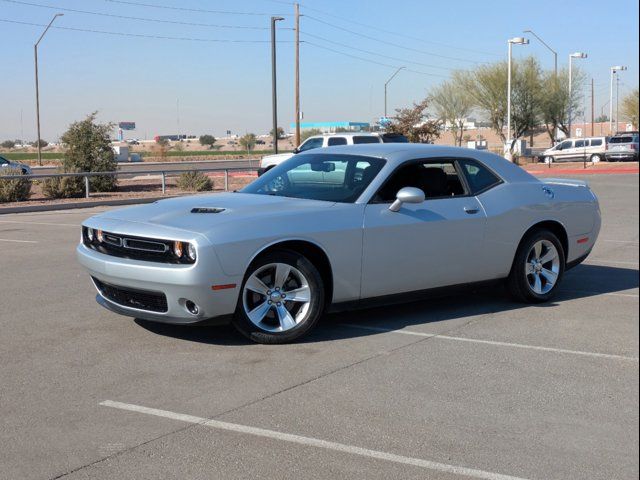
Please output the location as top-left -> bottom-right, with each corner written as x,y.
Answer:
34,13 -> 63,166
271,16 -> 285,154
591,78 -> 594,137
294,3 -> 301,147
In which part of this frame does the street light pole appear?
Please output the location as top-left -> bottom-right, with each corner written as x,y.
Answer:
568,52 -> 587,138
384,66 -> 404,118
523,30 -> 557,75
271,16 -> 284,154
506,37 -> 528,160
34,13 -> 63,166
609,66 -> 626,134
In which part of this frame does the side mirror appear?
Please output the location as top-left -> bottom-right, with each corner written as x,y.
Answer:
388,187 -> 425,212
293,147 -> 300,154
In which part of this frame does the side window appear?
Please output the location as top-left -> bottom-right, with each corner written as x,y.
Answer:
560,140 -> 573,150
591,138 -> 602,146
575,140 -> 585,148
327,137 -> 347,146
298,137 -> 324,152
459,159 -> 502,195
352,136 -> 380,144
373,160 -> 467,203
0,156 -> 9,166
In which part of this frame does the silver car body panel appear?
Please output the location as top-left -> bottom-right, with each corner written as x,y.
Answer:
77,144 -> 600,324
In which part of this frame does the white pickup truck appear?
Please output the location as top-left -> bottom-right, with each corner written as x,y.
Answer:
258,132 -> 408,175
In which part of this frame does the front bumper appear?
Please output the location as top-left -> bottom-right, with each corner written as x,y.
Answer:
77,243 -> 241,325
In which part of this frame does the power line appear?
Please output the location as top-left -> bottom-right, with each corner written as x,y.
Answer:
304,41 -> 449,79
1,0 -> 270,29
303,14 -> 485,65
299,3 -> 500,58
0,18 -> 294,42
302,31 -> 454,72
102,0 -> 290,16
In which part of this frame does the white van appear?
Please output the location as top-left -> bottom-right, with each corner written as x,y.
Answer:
541,137 -> 607,164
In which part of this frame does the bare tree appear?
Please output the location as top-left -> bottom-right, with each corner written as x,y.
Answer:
430,80 -> 474,146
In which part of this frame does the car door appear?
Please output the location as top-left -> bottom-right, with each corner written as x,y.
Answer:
360,159 -> 488,298
556,140 -> 574,161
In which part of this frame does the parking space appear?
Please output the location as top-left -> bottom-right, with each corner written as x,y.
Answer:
0,174 -> 638,479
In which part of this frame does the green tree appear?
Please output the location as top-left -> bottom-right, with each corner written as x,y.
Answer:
539,67 -> 585,143
1,140 -> 16,149
300,129 -> 323,142
594,114 -> 609,123
31,139 -> 48,148
239,133 -> 257,152
429,80 -> 473,146
60,112 -> 117,192
509,57 -> 544,152
270,127 -> 285,139
621,88 -> 639,129
199,134 -> 217,149
386,98 -> 440,143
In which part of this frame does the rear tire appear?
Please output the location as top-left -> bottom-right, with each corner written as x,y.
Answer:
232,249 -> 325,344
508,229 -> 566,303
590,154 -> 602,163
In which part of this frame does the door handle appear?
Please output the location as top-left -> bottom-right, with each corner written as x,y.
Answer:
464,207 -> 479,215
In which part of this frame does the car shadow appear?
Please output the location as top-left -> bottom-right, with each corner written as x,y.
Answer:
135,264 -> 638,346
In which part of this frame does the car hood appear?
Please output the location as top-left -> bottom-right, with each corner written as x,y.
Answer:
261,152 -> 294,164
92,193 -> 336,238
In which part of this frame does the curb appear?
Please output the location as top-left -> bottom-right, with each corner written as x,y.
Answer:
0,196 -> 173,215
528,168 -> 639,175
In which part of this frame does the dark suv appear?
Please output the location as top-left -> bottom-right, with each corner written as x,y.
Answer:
605,132 -> 639,162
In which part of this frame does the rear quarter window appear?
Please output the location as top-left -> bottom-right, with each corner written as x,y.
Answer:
459,159 -> 502,195
591,138 -> 603,146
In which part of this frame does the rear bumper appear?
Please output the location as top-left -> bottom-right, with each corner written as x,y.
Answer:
605,152 -> 638,161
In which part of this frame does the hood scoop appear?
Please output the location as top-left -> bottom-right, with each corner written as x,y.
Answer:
191,207 -> 226,214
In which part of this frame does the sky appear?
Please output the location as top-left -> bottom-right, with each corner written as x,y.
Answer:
1,0 -> 638,141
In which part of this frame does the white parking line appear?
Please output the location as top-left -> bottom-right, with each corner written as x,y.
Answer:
561,288 -> 639,298
0,220 -> 78,227
0,238 -> 38,244
339,324 -> 639,362
599,239 -> 639,245
100,400 -> 529,480
585,260 -> 639,267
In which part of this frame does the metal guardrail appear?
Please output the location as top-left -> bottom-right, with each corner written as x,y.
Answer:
0,167 -> 259,198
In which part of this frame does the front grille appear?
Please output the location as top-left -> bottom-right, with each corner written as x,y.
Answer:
93,277 -> 168,313
82,228 -> 194,264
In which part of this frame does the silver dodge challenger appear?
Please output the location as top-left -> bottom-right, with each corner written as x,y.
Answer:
77,144 -> 601,343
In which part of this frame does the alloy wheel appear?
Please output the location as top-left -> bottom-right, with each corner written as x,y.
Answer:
525,239 -> 560,295
242,262 -> 312,332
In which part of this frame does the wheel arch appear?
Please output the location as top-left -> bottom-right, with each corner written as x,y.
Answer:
519,220 -> 569,262
248,239 -> 334,306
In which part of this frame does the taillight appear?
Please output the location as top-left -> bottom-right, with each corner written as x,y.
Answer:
630,144 -> 637,150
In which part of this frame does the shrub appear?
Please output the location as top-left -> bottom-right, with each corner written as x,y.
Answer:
1,140 -> 16,149
61,113 -> 117,193
177,171 -> 212,192
0,168 -> 32,203
42,170 -> 84,199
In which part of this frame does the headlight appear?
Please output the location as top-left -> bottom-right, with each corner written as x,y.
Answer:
173,241 -> 184,258
187,243 -> 197,261
96,229 -> 104,243
86,228 -> 94,241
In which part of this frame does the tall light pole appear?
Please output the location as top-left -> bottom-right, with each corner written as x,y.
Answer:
384,66 -> 404,118
506,37 -> 528,160
34,13 -> 63,166
568,52 -> 587,138
523,30 -> 557,75
271,16 -> 284,154
610,65 -> 627,134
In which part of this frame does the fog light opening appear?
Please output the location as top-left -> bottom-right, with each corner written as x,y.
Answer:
185,300 -> 199,315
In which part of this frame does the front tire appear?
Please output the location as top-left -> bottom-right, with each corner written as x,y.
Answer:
543,156 -> 554,164
232,249 -> 325,344
508,230 -> 565,303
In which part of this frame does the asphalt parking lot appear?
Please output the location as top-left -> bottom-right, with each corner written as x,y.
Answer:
0,174 -> 638,480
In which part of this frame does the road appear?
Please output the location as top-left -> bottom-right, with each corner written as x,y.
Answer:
32,158 -> 258,176
0,173 -> 637,480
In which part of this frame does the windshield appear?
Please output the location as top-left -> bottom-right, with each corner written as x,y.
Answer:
242,153 -> 385,203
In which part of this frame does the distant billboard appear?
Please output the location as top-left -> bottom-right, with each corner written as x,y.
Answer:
119,122 -> 136,131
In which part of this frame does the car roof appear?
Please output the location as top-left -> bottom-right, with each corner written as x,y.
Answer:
306,143 -> 536,183
308,132 -> 379,139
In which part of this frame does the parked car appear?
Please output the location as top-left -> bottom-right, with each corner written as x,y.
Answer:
541,136 -> 607,164
258,132 -> 408,175
0,155 -> 32,175
77,144 -> 600,344
605,132 -> 639,162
